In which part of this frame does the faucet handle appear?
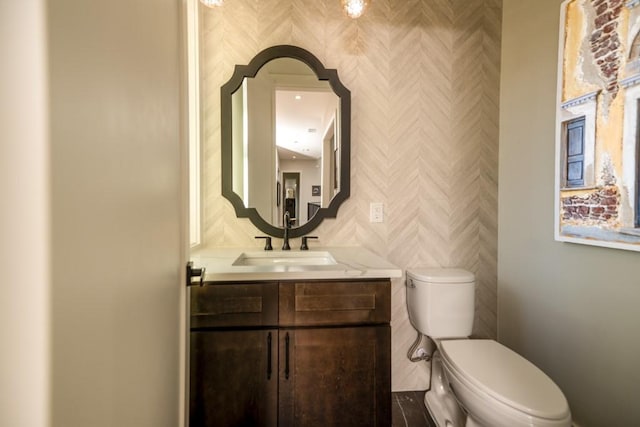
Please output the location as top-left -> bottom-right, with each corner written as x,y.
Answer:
255,236 -> 273,251
300,236 -> 318,250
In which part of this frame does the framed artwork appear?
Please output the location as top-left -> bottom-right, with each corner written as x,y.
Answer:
312,185 -> 321,196
555,0 -> 640,251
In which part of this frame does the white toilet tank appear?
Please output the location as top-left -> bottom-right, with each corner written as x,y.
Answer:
406,268 -> 475,339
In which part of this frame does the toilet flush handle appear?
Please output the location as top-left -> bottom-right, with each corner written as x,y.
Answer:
407,278 -> 415,288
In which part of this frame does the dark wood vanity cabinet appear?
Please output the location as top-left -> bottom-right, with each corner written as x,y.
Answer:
278,326 -> 390,427
190,329 -> 278,426
189,279 -> 391,427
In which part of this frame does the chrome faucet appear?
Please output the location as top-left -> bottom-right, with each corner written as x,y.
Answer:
282,211 -> 291,250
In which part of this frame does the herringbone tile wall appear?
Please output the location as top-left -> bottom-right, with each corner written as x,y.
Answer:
199,0 -> 501,391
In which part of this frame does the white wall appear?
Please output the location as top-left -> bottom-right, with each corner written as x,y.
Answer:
247,74 -> 275,222
499,1 -> 640,425
48,1 -> 184,426
280,159 -> 321,224
0,2 -> 50,426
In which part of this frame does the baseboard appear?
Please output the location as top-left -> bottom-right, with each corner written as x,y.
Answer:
392,387 -> 428,393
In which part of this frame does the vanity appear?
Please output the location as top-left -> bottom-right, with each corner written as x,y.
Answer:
188,248 -> 401,427
188,44 -> 401,426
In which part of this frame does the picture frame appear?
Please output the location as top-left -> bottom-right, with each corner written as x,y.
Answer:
555,0 -> 640,252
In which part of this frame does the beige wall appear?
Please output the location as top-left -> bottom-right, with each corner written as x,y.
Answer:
200,0 -> 501,390
48,0 -> 184,426
499,1 -> 640,425
1,2 -> 50,426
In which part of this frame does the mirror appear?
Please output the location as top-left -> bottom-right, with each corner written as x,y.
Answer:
221,45 -> 351,238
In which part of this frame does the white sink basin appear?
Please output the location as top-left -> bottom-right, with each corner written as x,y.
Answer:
232,251 -> 338,267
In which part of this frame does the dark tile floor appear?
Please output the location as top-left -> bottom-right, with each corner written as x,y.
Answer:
391,391 -> 437,427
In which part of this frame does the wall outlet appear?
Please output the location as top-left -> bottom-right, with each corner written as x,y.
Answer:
370,202 -> 384,223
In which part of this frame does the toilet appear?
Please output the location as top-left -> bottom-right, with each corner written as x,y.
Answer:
406,268 -> 572,427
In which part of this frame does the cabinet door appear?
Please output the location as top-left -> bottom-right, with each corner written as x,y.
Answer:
279,280 -> 391,327
279,326 -> 391,427
190,282 -> 278,328
190,329 -> 277,427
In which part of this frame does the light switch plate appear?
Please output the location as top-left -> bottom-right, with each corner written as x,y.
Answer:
370,202 -> 384,223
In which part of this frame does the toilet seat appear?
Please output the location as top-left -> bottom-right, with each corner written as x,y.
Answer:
439,340 -> 571,424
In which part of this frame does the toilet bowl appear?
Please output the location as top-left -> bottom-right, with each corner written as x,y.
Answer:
406,268 -> 572,427
434,339 -> 571,427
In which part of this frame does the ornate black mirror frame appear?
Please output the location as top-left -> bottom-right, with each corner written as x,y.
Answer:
221,45 -> 351,238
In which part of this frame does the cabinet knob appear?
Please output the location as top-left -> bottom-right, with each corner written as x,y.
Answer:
267,332 -> 273,380
285,332 -> 290,380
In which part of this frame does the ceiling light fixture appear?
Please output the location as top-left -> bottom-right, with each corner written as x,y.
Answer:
341,0 -> 369,19
200,0 -> 223,8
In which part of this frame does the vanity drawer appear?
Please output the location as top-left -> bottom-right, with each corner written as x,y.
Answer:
190,282 -> 279,328
279,280 -> 391,327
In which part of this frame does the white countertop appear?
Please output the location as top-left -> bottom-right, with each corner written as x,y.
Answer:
190,246 -> 402,282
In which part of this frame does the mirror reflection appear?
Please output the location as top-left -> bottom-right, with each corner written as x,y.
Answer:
230,58 -> 341,228
221,45 -> 351,238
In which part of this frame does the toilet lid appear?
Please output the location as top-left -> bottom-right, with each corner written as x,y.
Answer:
440,340 -> 570,420
407,268 -> 474,283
